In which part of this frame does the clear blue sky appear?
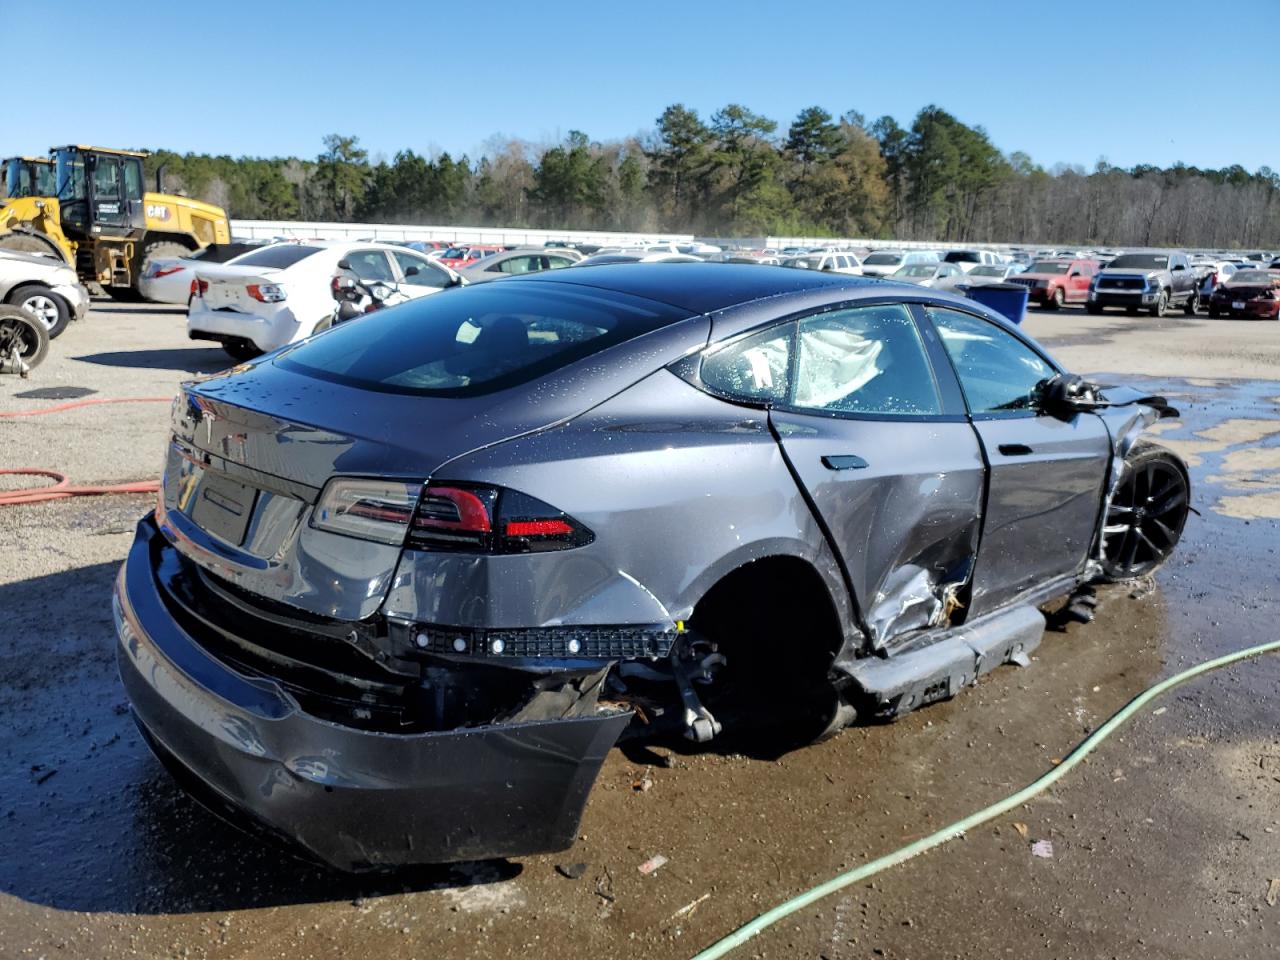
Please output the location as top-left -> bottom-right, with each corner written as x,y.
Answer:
11,0 -> 1276,173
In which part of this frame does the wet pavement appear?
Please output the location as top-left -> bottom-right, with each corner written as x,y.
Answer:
1,304 -> 1278,959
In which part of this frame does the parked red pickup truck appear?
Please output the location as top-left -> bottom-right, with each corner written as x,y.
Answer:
1009,258 -> 1098,309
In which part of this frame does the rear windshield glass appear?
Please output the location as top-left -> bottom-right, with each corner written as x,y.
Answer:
230,245 -> 322,269
1027,261 -> 1069,274
1108,254 -> 1168,270
896,264 -> 937,277
969,265 -> 1006,277
862,253 -> 902,265
190,242 -> 262,264
442,247 -> 468,258
943,251 -> 981,263
1229,270 -> 1272,284
276,283 -> 688,396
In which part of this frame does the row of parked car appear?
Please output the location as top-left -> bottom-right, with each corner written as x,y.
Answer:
142,236 -> 1280,363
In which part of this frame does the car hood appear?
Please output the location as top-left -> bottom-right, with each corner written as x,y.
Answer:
157,314 -> 710,620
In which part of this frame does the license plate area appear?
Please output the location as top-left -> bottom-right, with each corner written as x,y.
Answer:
1233,301 -> 1246,310
189,470 -> 258,546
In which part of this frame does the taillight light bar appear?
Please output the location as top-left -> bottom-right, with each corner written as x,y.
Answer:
190,278 -> 209,297
310,479 -> 593,553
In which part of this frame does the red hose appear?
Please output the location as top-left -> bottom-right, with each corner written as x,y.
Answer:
0,396 -> 170,505
0,395 -> 171,418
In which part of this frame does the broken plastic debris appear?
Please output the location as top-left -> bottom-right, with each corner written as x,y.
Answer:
668,893 -> 711,922
1012,822 -> 1030,840
1266,879 -> 1280,908
638,854 -> 668,876
1152,707 -> 1167,716
1031,840 -> 1054,859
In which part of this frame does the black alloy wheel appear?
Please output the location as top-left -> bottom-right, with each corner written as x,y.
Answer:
1101,447 -> 1189,580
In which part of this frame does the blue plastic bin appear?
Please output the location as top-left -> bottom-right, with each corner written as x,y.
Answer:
967,283 -> 1029,325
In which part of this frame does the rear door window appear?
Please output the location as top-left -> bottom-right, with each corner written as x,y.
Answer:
346,249 -> 395,281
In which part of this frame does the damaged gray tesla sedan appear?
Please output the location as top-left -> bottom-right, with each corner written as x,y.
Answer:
114,263 -> 1189,870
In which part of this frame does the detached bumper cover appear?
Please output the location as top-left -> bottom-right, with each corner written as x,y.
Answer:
115,515 -> 630,871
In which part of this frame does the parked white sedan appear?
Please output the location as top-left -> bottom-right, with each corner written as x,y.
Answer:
188,241 -> 460,360
138,241 -> 266,305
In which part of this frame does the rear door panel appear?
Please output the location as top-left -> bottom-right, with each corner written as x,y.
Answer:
771,413 -> 985,647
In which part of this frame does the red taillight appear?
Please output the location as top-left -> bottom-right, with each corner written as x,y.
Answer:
246,283 -> 286,303
191,278 -> 208,297
415,486 -> 493,535
407,484 -> 592,553
153,265 -> 185,279
505,519 -> 574,537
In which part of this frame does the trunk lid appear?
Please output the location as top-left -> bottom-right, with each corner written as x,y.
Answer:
194,262 -> 285,314
160,360 -> 547,622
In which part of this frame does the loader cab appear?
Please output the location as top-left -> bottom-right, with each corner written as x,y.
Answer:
53,146 -> 145,240
3,157 -> 55,199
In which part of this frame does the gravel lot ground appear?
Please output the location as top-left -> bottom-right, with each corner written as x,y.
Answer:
1,300 -> 1278,960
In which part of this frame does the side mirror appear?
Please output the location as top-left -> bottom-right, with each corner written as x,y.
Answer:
404,265 -> 420,277
1038,373 -> 1106,420
337,259 -> 351,270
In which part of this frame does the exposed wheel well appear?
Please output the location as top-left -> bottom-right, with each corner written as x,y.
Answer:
687,556 -> 849,744
141,231 -> 198,253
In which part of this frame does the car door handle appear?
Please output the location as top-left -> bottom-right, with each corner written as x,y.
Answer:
822,454 -> 869,470
998,443 -> 1034,457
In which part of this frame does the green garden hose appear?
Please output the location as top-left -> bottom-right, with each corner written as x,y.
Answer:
691,638 -> 1280,960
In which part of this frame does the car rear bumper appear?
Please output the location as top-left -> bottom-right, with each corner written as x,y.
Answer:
1210,299 -> 1280,318
187,303 -> 298,352
114,514 -> 630,871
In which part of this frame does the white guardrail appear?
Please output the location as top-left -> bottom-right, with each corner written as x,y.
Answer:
230,220 -> 693,247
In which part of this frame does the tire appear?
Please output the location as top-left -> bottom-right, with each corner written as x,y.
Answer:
1149,290 -> 1168,318
1086,303 -> 1103,315
1045,287 -> 1064,311
105,286 -> 144,302
0,304 -> 50,372
137,240 -> 193,302
1099,441 -> 1190,582
6,284 -> 70,339
222,338 -> 261,362
1183,291 -> 1199,316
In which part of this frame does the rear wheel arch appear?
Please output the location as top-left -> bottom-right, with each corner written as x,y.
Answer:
686,554 -> 857,742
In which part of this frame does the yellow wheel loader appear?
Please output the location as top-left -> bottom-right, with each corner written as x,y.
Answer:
0,146 -> 231,300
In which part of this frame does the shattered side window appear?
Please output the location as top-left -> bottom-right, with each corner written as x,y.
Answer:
792,305 -> 941,417
700,324 -> 793,404
927,308 -> 1055,415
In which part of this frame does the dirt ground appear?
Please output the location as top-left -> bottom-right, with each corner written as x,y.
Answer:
1,301 -> 1278,960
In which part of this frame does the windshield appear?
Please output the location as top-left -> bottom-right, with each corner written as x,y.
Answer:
442,247 -> 468,258
862,253 -> 903,266
1027,261 -> 1070,274
1228,270 -> 1273,284
277,283 -> 688,397
230,244 -> 322,270
970,265 -> 1006,277
896,264 -> 937,278
1109,254 -> 1169,270
943,251 -> 981,264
